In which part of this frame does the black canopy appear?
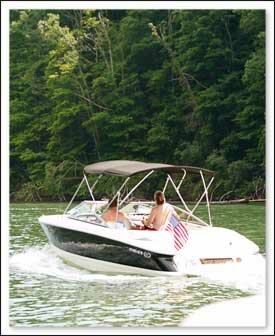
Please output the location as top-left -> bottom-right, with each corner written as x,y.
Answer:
84,160 -> 214,177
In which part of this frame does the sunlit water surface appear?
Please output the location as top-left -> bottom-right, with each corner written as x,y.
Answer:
9,203 -> 266,328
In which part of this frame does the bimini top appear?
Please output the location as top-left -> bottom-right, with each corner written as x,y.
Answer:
84,160 -> 214,177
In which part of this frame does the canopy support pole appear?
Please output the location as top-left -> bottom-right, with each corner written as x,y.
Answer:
177,169 -> 187,190
90,174 -> 102,192
84,174 -> 95,201
172,204 -> 208,226
163,169 -> 186,194
107,177 -> 130,209
119,170 -> 154,207
115,191 -> 120,223
63,176 -> 85,214
200,171 -> 213,226
162,176 -> 169,193
186,175 -> 214,225
167,174 -> 191,213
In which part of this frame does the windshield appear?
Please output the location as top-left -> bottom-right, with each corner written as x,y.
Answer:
67,200 -> 108,216
120,202 -> 154,215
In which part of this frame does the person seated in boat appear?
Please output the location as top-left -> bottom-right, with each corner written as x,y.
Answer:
101,197 -> 132,229
141,190 -> 177,230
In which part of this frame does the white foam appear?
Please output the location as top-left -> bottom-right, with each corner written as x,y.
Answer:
183,254 -> 266,294
9,245 -> 266,294
9,245 -> 145,283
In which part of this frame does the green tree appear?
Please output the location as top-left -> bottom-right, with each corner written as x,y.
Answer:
10,9 -> 266,201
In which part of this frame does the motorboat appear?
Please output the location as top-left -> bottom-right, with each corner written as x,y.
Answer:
39,160 -> 260,276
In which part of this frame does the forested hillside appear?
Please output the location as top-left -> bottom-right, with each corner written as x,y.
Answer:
10,9 -> 265,202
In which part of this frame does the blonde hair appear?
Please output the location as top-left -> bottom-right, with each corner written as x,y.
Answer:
154,191 -> 165,205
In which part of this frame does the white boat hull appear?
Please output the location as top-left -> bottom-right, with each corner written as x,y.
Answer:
39,214 -> 260,276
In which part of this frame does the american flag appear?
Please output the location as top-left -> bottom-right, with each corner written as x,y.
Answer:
165,214 -> 189,250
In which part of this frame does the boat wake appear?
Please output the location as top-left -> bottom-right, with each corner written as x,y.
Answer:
9,245 -> 144,283
9,245 -> 265,294
183,254 -> 266,294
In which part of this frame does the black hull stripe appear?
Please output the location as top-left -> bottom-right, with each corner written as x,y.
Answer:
41,223 -> 177,272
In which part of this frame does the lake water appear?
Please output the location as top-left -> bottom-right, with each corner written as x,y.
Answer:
8,203 -> 266,329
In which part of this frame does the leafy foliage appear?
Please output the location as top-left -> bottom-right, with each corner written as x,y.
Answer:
10,9 -> 265,201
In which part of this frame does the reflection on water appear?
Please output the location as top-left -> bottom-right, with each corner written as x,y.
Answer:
8,203 -> 266,327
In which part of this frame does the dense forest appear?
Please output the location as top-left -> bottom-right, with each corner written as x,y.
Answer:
10,9 -> 265,202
